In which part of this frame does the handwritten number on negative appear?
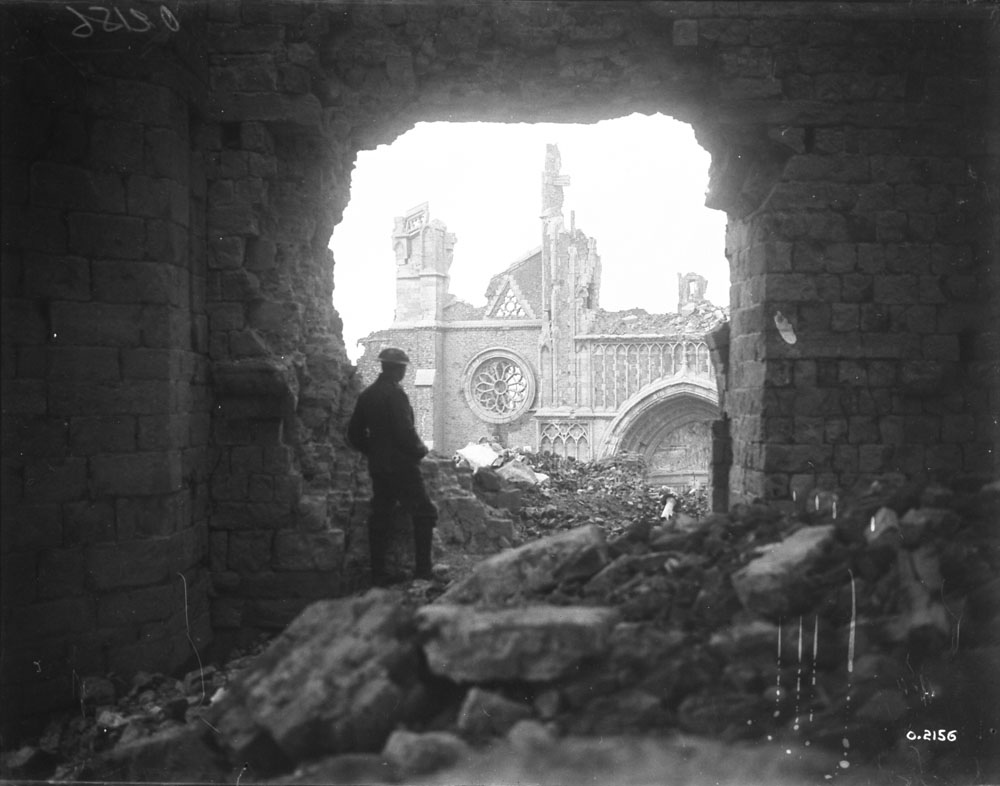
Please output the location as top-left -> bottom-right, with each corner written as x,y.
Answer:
66,4 -> 177,38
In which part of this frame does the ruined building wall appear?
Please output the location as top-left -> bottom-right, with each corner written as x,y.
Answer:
2,1 -> 997,724
1,3 -> 212,719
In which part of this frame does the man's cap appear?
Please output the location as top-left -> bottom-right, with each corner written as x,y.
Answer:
378,347 -> 411,365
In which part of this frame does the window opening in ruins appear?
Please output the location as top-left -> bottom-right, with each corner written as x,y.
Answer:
464,349 -> 536,424
331,114 -> 729,365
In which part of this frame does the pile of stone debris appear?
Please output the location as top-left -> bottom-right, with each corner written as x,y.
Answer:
4,472 -> 996,785
466,448 -> 710,540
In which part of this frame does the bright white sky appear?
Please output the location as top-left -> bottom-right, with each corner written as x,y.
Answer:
331,113 -> 729,362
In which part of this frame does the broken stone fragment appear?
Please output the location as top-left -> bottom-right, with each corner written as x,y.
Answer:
382,730 -> 470,777
80,675 -> 116,708
730,525 -> 836,617
899,507 -> 958,545
456,687 -> 533,738
584,553 -> 669,597
496,459 -> 541,486
886,546 -> 950,645
473,466 -> 502,492
88,726 -> 226,784
864,506 -> 900,545
204,591 -> 427,770
437,524 -> 608,605
506,719 -> 556,752
417,603 -> 621,682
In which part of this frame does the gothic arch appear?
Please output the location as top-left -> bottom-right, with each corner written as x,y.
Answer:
599,376 -> 719,486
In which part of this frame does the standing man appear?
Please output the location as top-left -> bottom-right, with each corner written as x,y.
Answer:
348,347 -> 437,585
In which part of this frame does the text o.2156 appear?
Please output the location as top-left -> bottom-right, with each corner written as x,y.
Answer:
66,5 -> 180,38
906,730 -> 957,742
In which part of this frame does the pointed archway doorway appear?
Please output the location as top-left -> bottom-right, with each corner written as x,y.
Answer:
598,376 -> 719,489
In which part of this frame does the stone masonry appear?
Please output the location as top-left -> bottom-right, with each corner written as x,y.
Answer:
2,0 -> 997,727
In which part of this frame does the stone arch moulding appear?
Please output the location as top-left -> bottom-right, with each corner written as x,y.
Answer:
599,376 -> 719,459
463,347 -> 538,425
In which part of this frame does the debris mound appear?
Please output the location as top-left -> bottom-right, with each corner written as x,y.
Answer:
3,475 -> 998,785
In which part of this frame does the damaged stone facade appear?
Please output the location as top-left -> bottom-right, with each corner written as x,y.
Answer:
1,0 -> 997,726
358,145 -> 726,488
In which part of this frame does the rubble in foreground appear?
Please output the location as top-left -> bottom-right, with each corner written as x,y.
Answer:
3,471 -> 998,785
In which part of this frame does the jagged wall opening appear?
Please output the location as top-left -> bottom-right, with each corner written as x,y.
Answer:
2,1 -> 997,726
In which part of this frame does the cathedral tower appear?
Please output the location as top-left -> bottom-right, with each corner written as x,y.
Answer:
392,202 -> 456,324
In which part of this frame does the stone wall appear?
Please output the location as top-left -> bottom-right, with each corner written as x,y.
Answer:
1,2 -> 212,720
2,0 -> 997,725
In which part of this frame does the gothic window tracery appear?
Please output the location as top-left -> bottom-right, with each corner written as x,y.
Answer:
588,339 -> 714,409
465,349 -> 536,424
493,286 -> 528,318
540,421 -> 591,461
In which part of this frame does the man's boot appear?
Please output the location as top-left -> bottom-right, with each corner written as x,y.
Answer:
413,521 -> 434,581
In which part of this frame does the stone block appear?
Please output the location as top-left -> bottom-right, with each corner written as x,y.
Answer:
3,414 -> 69,458
209,530 -> 228,571
115,80 -> 174,127
117,491 -> 189,539
86,530 -> 201,591
106,632 -> 190,678
833,445 -> 859,474
208,236 -> 245,270
211,597 -> 244,628
228,531 -> 273,572
36,547 -> 85,599
30,162 -> 125,213
69,416 -> 136,454
144,219 -> 188,267
731,525 -> 836,617
248,474 -> 273,501
91,451 -> 183,496
383,730 -> 469,776
245,237 -> 276,270
97,582 -> 178,627
138,414 -> 191,451
9,206 -> 68,252
273,529 -> 344,571
278,64 -> 311,94
831,303 -> 858,332
212,501 -> 293,530
208,23 -> 284,52
231,445 -> 264,473
67,213 -> 145,259
146,129 -> 188,181
210,54 -> 277,92
121,349 -> 185,380
126,175 -> 175,219
63,500 -> 116,545
23,457 -> 87,503
49,301 -> 142,347
9,596 -> 94,637
698,18 -> 747,44
22,252 -> 90,301
0,380 -> 47,415
873,274 -> 918,304
2,505 -> 62,552
247,300 -> 303,335
48,346 -> 120,383
418,604 -> 621,682
208,92 -> 322,127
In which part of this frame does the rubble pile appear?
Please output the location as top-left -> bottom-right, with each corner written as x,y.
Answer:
466,448 -> 711,540
3,475 -> 997,784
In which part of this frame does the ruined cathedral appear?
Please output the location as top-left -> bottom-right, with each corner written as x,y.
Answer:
358,146 -> 727,488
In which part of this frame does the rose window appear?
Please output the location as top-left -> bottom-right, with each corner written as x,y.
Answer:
465,350 -> 535,424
